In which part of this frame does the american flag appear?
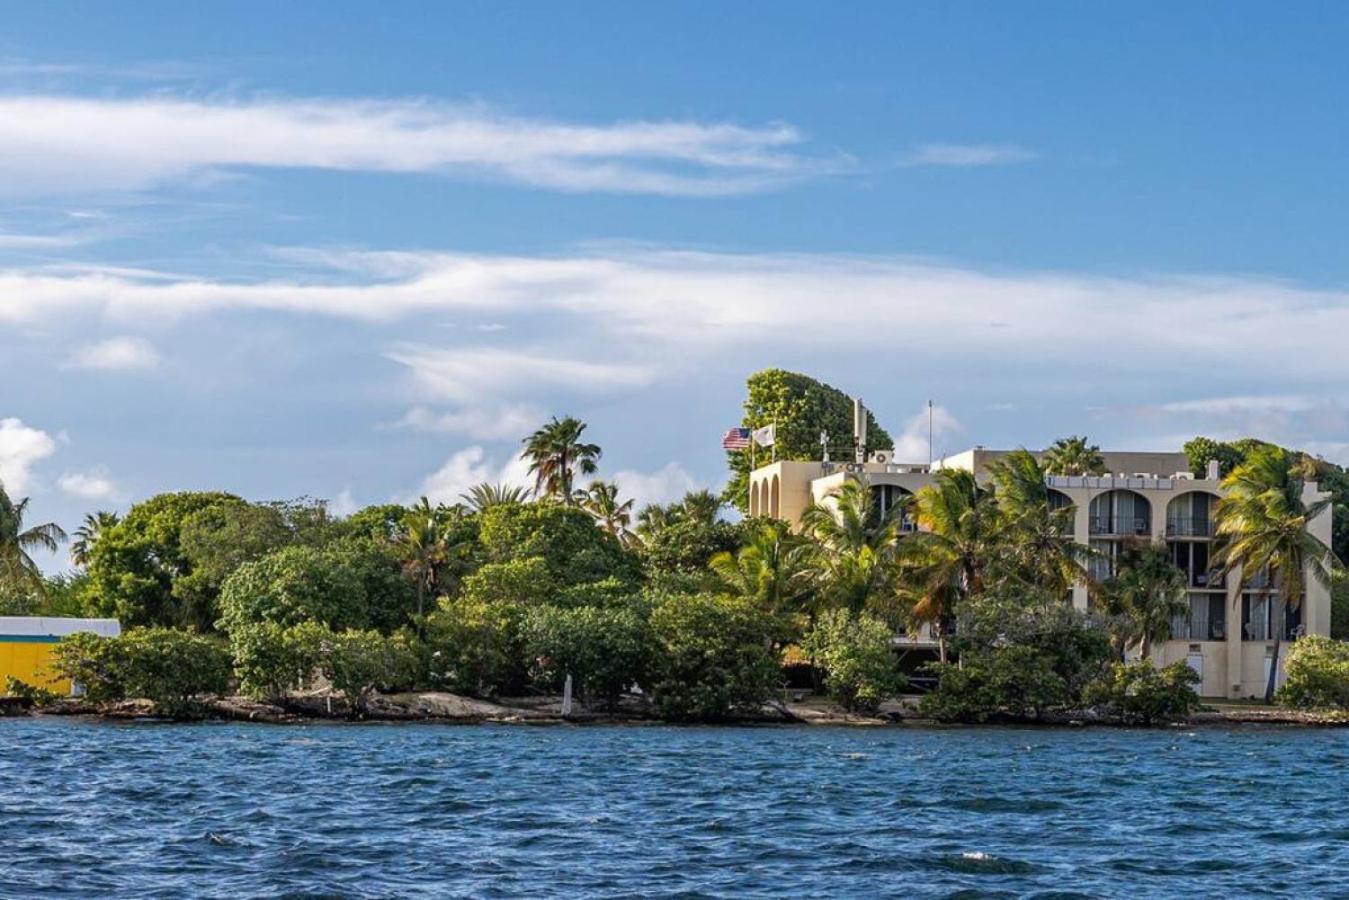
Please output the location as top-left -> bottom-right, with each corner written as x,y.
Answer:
721,427 -> 751,450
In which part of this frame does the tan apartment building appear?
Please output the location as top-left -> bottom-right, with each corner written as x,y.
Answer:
748,446 -> 1333,699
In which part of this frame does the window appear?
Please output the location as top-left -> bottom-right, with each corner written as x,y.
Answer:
1171,593 -> 1225,641
1242,594 -> 1300,641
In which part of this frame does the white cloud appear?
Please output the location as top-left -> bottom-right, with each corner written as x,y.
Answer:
608,463 -> 702,510
408,446 -> 533,505
902,143 -> 1037,167
0,95 -> 836,197
57,468 -> 121,501
891,404 -> 963,463
386,346 -> 656,403
66,335 -> 161,371
0,418 -> 55,496
392,404 -> 543,442
328,488 -> 359,518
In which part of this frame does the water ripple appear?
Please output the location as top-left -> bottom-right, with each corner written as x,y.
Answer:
2,719 -> 1347,897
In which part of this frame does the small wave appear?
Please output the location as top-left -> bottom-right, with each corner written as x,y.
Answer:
927,850 -> 1044,875
948,796 -> 1064,814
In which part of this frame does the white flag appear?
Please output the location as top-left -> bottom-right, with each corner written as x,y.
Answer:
752,424 -> 776,447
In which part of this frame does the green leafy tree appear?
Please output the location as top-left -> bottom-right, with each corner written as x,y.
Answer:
1215,445 -> 1339,700
51,628 -> 232,717
802,609 -> 905,712
1043,436 -> 1107,476
218,543 -> 371,634
903,469 -> 997,660
396,498 -> 475,629
48,631 -> 124,703
176,501 -> 294,624
0,484 -> 67,593
229,620 -> 325,703
70,511 -> 119,569
478,501 -> 639,587
316,628 -> 414,716
461,557 -> 557,607
522,415 -> 601,503
647,592 -> 782,721
85,491 -> 242,629
725,369 -> 893,510
1102,540 -> 1188,659
1183,437 -> 1247,479
522,604 -> 652,709
801,479 -> 905,617
424,596 -> 526,696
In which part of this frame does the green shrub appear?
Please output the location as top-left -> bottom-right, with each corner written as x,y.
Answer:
1276,636 -> 1349,709
477,502 -> 639,587
52,628 -> 232,716
919,647 -> 1068,722
802,609 -> 905,712
316,628 -> 414,715
424,596 -> 526,696
4,676 -> 60,706
522,604 -> 652,708
49,631 -> 127,703
1084,660 -> 1202,724
555,577 -> 635,609
229,621 -> 324,702
648,593 -> 781,721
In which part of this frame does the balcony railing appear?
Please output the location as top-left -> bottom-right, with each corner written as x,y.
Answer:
1167,517 -> 1214,537
1088,515 -> 1150,536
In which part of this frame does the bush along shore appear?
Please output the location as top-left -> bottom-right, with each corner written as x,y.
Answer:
5,373 -> 1349,727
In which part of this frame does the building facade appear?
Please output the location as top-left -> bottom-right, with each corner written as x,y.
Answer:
748,448 -> 1333,699
0,617 -> 121,695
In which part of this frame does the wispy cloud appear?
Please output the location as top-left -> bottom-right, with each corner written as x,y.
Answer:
0,95 -> 842,197
390,404 -> 544,442
66,336 -> 161,371
385,346 -> 657,403
901,143 -> 1037,167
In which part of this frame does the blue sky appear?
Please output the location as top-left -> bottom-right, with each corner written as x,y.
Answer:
2,2 -> 1348,566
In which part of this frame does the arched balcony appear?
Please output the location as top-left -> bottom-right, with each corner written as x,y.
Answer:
1088,490 -> 1151,537
1166,491 -> 1218,538
870,484 -> 918,532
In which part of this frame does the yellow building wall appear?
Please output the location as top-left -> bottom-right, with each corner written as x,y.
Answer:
0,639 -> 71,694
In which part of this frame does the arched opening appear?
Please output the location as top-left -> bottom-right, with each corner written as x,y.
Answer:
770,475 -> 781,519
1047,488 -> 1075,536
1088,490 -> 1151,536
748,478 -> 760,516
871,484 -> 917,532
1166,491 -> 1217,538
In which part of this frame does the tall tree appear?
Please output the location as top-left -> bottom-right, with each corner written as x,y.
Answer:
1043,436 -> 1108,476
903,469 -> 998,661
725,369 -> 894,511
987,449 -> 1091,595
522,416 -> 601,504
800,479 -> 905,616
1215,445 -> 1339,700
70,510 -> 119,569
396,498 -> 473,630
580,480 -> 636,548
0,485 -> 67,591
1103,540 -> 1188,660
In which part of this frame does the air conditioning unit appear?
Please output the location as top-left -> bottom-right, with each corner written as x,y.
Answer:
844,463 -> 864,474
869,450 -> 892,465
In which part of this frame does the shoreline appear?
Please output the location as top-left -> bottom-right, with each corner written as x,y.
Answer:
7,692 -> 1349,729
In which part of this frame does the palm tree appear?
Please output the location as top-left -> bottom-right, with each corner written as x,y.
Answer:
1214,445 -> 1339,700
460,482 -> 530,512
903,468 -> 998,661
70,510 -> 119,569
709,520 -> 815,616
987,449 -> 1092,596
800,479 -> 905,616
580,480 -> 636,547
634,501 -> 677,546
677,489 -> 723,526
396,498 -> 473,631
0,484 -> 67,591
522,416 -> 601,503
1043,436 -> 1108,476
1103,540 -> 1188,660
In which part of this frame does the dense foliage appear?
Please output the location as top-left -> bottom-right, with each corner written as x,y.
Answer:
802,609 -> 906,712
1276,636 -> 1349,709
1083,661 -> 1202,725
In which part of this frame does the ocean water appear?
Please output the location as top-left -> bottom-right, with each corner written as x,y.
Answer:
2,719 -> 1347,898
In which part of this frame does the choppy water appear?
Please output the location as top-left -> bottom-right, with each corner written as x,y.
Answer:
3,719 -> 1348,897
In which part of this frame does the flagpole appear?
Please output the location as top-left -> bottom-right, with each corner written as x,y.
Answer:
771,421 -> 776,463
